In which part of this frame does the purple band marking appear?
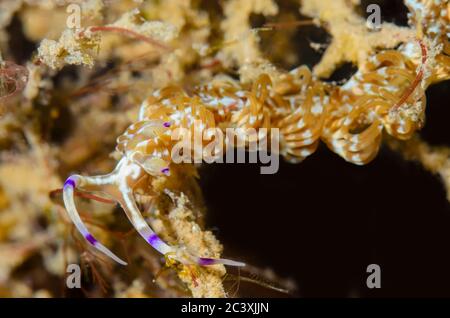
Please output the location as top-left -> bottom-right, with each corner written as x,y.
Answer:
161,167 -> 170,175
147,234 -> 161,246
198,257 -> 215,266
163,122 -> 171,128
64,178 -> 76,188
85,233 -> 98,245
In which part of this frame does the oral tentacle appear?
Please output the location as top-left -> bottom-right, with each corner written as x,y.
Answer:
119,187 -> 174,255
118,167 -> 244,267
63,175 -> 127,265
196,257 -> 246,267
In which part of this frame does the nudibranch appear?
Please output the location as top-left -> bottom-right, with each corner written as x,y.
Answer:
63,28 -> 449,269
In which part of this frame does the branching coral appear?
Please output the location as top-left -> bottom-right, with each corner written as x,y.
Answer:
300,0 -> 417,77
220,0 -> 279,68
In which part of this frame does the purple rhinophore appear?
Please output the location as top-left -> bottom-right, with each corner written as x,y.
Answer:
163,122 -> 171,128
161,167 -> 170,175
147,233 -> 161,246
85,233 -> 98,245
64,178 -> 76,188
198,257 -> 216,266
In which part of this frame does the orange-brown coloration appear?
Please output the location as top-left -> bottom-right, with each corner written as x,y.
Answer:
118,37 -> 448,167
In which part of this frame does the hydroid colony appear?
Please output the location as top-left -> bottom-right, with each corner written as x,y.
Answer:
0,0 -> 449,297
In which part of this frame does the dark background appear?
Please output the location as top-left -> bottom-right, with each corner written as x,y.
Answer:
200,0 -> 450,298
